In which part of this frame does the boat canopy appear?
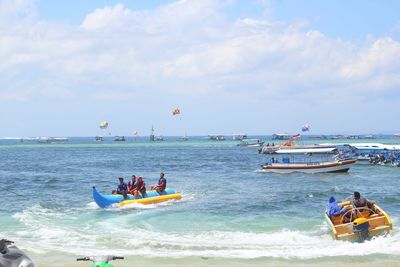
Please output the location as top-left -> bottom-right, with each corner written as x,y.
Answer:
275,147 -> 337,154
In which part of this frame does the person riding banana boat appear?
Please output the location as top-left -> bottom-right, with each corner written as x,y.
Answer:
325,192 -> 392,242
112,177 -> 128,199
150,172 -> 167,195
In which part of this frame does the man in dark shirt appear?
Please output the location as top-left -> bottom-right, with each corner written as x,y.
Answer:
152,172 -> 167,195
353,191 -> 375,209
112,177 -> 128,199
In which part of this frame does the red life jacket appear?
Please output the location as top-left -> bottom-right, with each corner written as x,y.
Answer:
158,177 -> 167,190
136,177 -> 146,191
128,178 -> 137,191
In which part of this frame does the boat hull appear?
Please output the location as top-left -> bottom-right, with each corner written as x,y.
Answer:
92,186 -> 177,208
260,159 -> 356,174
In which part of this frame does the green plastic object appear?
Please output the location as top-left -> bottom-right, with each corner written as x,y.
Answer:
90,262 -> 113,267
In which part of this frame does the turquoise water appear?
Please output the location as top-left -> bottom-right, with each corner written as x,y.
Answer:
1,137 -> 400,266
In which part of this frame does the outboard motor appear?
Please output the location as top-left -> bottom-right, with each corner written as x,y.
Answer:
0,239 -> 35,267
353,218 -> 370,242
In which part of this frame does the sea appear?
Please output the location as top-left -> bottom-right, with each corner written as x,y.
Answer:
1,136 -> 400,267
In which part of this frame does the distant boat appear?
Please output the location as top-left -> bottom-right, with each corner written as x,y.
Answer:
363,135 -> 375,139
232,134 -> 247,140
208,135 -> 225,141
154,136 -> 164,141
114,136 -> 125,141
272,133 -> 290,140
19,137 -> 39,142
95,136 -> 103,142
394,133 -> 400,138
259,140 -> 341,155
150,125 -> 164,141
37,137 -> 68,144
237,139 -> 264,147
177,136 -> 189,141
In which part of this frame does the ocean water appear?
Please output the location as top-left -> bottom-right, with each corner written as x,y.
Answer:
1,137 -> 400,267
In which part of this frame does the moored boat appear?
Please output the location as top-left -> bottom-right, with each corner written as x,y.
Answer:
237,139 -> 264,147
177,136 -> 189,141
208,135 -> 225,141
259,140 -> 343,155
232,133 -> 247,140
272,133 -> 290,140
37,137 -> 69,143
260,159 -> 356,173
114,136 -> 125,141
325,200 -> 392,242
92,186 -> 179,208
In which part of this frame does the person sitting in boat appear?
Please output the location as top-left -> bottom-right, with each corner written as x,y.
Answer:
128,175 -> 137,195
151,172 -> 167,195
112,177 -> 128,198
134,176 -> 146,198
327,196 -> 348,219
353,192 -> 375,209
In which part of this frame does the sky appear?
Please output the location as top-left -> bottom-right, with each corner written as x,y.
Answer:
0,0 -> 400,137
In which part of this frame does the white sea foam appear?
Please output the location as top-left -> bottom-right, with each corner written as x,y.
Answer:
7,204 -> 400,259
86,202 -> 101,209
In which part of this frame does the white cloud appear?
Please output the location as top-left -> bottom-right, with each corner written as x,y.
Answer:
340,37 -> 400,79
0,0 -> 399,105
81,4 -> 139,31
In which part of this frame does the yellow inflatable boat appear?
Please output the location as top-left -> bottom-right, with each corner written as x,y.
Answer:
325,200 -> 392,242
118,193 -> 182,207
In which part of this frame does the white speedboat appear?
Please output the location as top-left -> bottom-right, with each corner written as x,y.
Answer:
261,159 -> 356,174
344,143 -> 400,165
260,140 -> 343,155
237,139 -> 264,147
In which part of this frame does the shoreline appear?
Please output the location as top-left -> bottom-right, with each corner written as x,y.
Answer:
32,254 -> 400,267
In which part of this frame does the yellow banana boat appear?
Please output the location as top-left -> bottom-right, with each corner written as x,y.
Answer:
118,193 -> 182,207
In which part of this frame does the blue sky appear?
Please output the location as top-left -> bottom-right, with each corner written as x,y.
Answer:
0,0 -> 400,136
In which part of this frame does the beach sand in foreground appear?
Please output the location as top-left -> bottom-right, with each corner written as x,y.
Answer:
33,255 -> 400,267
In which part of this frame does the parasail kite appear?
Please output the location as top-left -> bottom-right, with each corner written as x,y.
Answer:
99,121 -> 109,129
301,123 -> 310,132
172,108 -> 181,116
